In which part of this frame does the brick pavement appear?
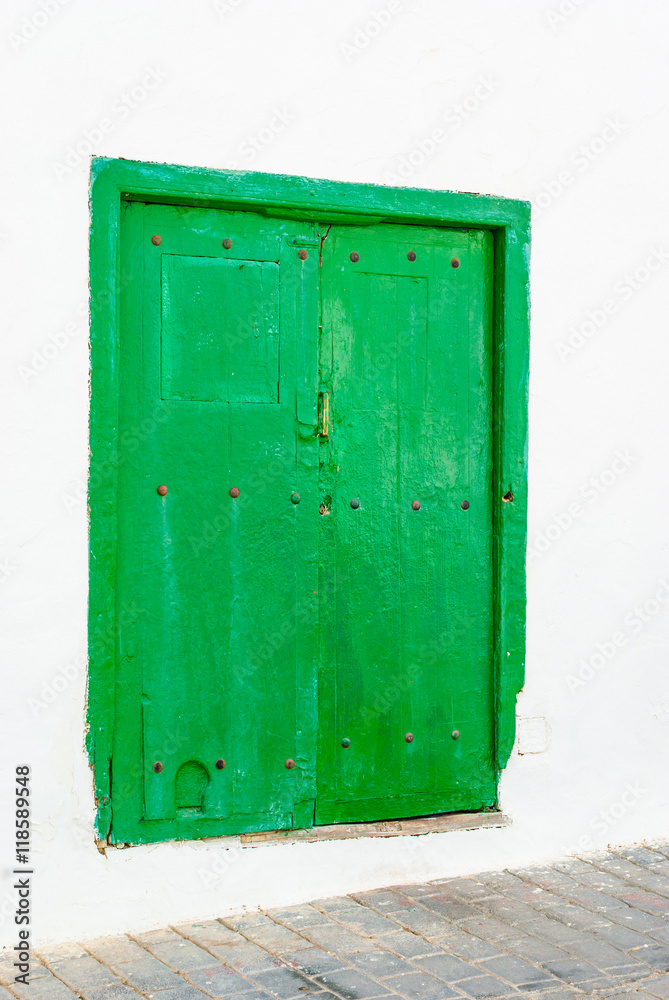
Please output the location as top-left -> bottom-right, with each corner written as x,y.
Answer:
2,842 -> 669,1000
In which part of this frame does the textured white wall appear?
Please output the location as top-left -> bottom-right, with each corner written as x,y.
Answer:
1,0 -> 669,948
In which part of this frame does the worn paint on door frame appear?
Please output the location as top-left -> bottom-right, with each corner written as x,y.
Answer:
88,157 -> 530,845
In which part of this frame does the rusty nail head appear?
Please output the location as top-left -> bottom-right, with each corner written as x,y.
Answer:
215,758 -> 226,770
350,252 -> 360,262
461,500 -> 469,510
285,758 -> 296,770
412,500 -> 421,511
151,235 -> 162,246
153,761 -> 163,773
222,238 -> 233,249
230,487 -> 240,498
407,251 -> 417,262
452,730 -> 460,740
405,732 -> 414,743
291,493 -> 301,505
341,738 -> 351,748
350,498 -> 360,509
157,485 -> 168,497
298,249 -> 308,260
451,258 -> 460,268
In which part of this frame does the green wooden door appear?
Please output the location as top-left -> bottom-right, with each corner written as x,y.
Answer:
112,204 -> 494,843
316,224 -> 495,824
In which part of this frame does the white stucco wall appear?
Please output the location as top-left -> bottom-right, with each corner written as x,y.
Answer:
2,0 -> 669,949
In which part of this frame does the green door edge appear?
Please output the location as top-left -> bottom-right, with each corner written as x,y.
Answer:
88,157 -> 531,845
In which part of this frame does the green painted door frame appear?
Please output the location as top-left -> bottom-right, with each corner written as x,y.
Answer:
88,157 -> 530,845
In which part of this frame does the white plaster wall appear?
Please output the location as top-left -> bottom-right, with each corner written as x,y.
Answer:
1,0 -> 668,949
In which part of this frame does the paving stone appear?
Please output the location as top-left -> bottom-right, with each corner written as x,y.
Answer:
540,904 -> 612,931
186,965 -> 260,997
12,975 -> 80,1000
458,917 -> 522,942
249,966 -> 324,998
296,922 -> 378,954
221,915 -> 312,955
346,950 -> 416,978
113,959 -> 187,991
594,924 -> 652,951
502,937 -> 569,965
615,849 -> 668,868
648,929 -> 669,946
143,939 -> 221,972
561,938 -> 647,971
514,918 -> 581,947
642,976 -> 669,998
610,910 -> 668,933
264,908 -> 333,930
442,877 -> 506,900
313,967 -> 393,997
420,896 -> 487,923
371,931 -> 443,960
134,928 -> 181,945
384,971 -> 461,999
280,949 -> 348,976
478,956 -> 558,988
415,953 -> 481,982
78,986 -> 143,1000
45,957 -> 121,989
515,991 -> 582,1000
349,890 -> 415,914
144,988 -> 211,1000
455,974 -> 519,998
540,959 -> 606,984
474,897 -> 543,926
600,991 -> 658,1000
391,884 -> 444,899
390,908 -> 463,939
325,907 -> 400,937
629,947 -> 669,972
85,937 -> 150,967
208,941 -> 278,974
174,921 -> 246,947
310,896 -> 355,912
444,934 -> 507,962
550,860 -> 596,876
40,944 -> 90,962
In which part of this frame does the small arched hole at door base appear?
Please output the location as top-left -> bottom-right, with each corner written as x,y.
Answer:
175,760 -> 209,815
502,491 -> 514,503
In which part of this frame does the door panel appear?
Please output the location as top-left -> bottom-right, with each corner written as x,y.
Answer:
113,203 -> 319,842
316,224 -> 495,824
